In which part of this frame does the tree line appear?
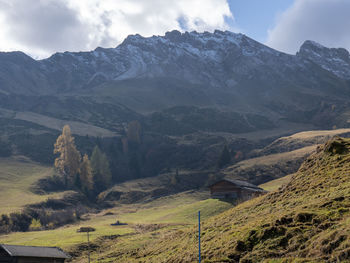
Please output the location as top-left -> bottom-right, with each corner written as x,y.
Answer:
52,123 -> 235,196
54,125 -> 112,195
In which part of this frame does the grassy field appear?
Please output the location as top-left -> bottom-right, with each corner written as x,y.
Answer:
114,192 -> 234,224
0,216 -> 134,249
99,190 -> 233,226
0,190 -> 233,251
0,156 -> 65,214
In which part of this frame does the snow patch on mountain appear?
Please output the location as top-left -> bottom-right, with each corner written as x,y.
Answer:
1,30 -> 349,96
297,40 -> 350,79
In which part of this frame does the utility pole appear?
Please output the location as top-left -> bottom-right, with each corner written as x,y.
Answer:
198,211 -> 201,263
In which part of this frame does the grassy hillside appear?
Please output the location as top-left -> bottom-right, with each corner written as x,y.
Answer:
223,128 -> 350,186
257,128 -> 350,155
84,137 -> 350,262
115,194 -> 233,225
0,157 -> 65,214
224,145 -> 317,185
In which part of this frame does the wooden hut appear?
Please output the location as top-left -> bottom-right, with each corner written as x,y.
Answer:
0,244 -> 69,263
209,178 -> 266,200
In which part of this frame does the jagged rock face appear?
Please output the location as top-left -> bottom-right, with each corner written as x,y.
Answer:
1,30 -> 348,95
37,30 -> 293,92
297,40 -> 350,79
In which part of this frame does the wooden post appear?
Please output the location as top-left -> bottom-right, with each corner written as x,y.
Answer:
77,227 -> 95,263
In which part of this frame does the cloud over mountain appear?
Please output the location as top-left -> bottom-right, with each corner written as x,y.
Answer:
267,0 -> 350,54
0,0 -> 235,58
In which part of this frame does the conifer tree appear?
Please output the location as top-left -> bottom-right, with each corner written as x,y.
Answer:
171,168 -> 179,186
53,125 -> 81,188
127,120 -> 142,144
80,154 -> 94,193
91,146 -> 112,191
217,145 -> 231,168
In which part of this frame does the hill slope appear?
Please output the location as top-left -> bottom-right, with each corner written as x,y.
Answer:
0,157 -> 65,214
89,137 -> 350,262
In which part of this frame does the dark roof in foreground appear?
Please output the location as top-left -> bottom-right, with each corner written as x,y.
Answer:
0,244 -> 70,259
209,178 -> 266,192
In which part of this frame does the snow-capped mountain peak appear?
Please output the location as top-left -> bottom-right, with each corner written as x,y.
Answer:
0,31 -> 350,98
297,40 -> 350,79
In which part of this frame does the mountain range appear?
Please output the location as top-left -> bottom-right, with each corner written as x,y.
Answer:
1,30 -> 350,130
1,30 -> 350,182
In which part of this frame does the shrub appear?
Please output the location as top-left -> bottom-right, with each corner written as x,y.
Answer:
29,218 -> 42,231
9,212 -> 32,232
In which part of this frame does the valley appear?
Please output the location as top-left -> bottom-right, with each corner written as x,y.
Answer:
0,128 -> 349,262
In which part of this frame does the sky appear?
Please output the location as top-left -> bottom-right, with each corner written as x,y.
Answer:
0,0 -> 349,59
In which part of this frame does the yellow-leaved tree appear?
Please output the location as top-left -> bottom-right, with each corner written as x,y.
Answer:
54,125 -> 81,188
80,154 -> 94,193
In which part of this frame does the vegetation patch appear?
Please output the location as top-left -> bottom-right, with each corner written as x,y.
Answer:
0,157 -> 65,214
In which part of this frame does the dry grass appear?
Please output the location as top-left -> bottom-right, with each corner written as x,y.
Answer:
223,145 -> 317,185
284,128 -> 350,140
228,145 -> 317,171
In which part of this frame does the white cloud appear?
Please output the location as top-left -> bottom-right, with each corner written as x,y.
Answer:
0,0 -> 235,59
266,0 -> 350,54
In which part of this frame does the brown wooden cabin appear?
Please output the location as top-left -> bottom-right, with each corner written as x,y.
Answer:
0,244 -> 69,263
209,178 -> 266,200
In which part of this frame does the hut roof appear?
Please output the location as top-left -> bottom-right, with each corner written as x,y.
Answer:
209,178 -> 265,192
0,244 -> 70,259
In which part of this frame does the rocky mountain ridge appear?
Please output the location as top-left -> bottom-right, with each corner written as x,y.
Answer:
297,40 -> 350,79
1,30 -> 349,98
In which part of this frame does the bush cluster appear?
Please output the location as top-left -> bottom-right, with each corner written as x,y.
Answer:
0,207 -> 85,234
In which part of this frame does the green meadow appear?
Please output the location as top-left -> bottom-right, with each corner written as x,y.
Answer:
0,157 -> 65,214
